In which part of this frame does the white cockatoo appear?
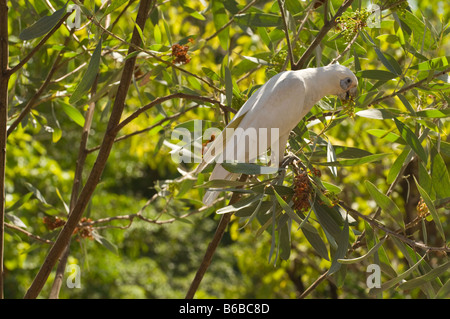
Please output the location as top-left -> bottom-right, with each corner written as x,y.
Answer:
197,64 -> 358,205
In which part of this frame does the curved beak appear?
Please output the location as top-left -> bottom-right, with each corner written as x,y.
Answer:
338,86 -> 358,102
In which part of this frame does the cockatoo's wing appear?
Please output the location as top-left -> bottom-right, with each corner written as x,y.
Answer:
199,65 -> 358,205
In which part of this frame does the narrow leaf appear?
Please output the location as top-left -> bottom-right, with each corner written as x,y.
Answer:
302,226 -> 330,261
61,103 -> 85,127
70,40 -> 102,104
328,216 -> 349,275
413,176 -> 445,241
327,140 -> 337,177
398,261 -> 450,291
216,194 -> 263,214
369,254 -> 426,295
394,118 -> 427,163
431,149 -> 450,198
222,162 -> 279,175
19,4 -> 67,40
338,237 -> 386,264
365,180 -> 405,229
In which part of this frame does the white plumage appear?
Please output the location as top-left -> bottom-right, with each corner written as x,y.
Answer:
197,64 -> 358,205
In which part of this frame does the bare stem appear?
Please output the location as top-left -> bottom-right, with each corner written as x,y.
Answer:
0,0 -> 9,300
185,174 -> 248,299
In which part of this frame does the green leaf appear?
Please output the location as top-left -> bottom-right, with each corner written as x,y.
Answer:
279,222 -> 291,260
399,11 -> 435,50
103,0 -> 129,17
313,153 -> 389,167
24,182 -> 49,205
302,226 -> 330,261
358,70 -> 397,81
398,261 -> 450,291
6,192 -> 33,213
369,254 -> 426,295
410,56 -> 449,71
367,129 -> 404,144
327,140 -> 337,177
374,47 -> 401,75
365,180 -> 405,229
195,179 -> 255,189
413,176 -> 445,241
394,118 -> 427,164
431,149 -> 450,198
225,66 -> 233,106
19,4 -> 67,40
222,162 -> 279,175
190,11 -> 206,21
61,103 -> 85,127
356,109 -> 397,120
93,232 -> 119,255
212,0 -> 229,50
435,279 -> 450,298
69,40 -> 102,104
5,213 -> 27,229
312,201 -> 342,240
272,187 -> 304,225
387,147 -> 410,184
397,94 -> 416,115
234,12 -> 282,27
328,216 -> 349,275
338,236 -> 386,264
415,109 -> 450,118
216,194 -> 263,214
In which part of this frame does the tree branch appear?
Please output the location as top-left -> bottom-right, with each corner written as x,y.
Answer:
185,174 -> 248,299
24,0 -> 154,299
293,0 -> 354,70
0,0 -> 9,300
369,67 -> 450,106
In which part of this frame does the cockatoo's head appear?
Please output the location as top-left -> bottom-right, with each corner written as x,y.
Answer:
327,64 -> 358,102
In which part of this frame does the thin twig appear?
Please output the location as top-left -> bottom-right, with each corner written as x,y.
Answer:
4,223 -> 53,245
204,0 -> 258,43
293,0 -> 354,70
340,202 -> 450,253
278,0 -> 295,68
185,174 -> 248,299
0,0 -> 9,299
115,92 -> 230,133
328,31 -> 360,65
369,67 -> 450,106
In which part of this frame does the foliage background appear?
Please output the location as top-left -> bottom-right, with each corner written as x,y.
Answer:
2,0 -> 449,298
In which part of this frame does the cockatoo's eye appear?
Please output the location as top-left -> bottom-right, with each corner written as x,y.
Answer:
340,77 -> 353,90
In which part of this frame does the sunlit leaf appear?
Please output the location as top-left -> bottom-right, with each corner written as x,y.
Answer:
70,40 -> 102,104
413,176 -> 445,241
61,103 -> 85,127
365,181 -> 405,229
19,4 -> 67,40
394,118 -> 427,163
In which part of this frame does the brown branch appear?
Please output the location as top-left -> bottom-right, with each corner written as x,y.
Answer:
293,0 -> 354,70
4,223 -> 53,245
0,0 -> 9,299
49,75 -> 99,299
278,0 -> 295,68
24,0 -> 154,299
115,93 -> 229,133
204,0 -> 258,43
7,27 -> 78,136
369,67 -> 450,106
340,202 -> 450,253
185,174 -> 248,299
